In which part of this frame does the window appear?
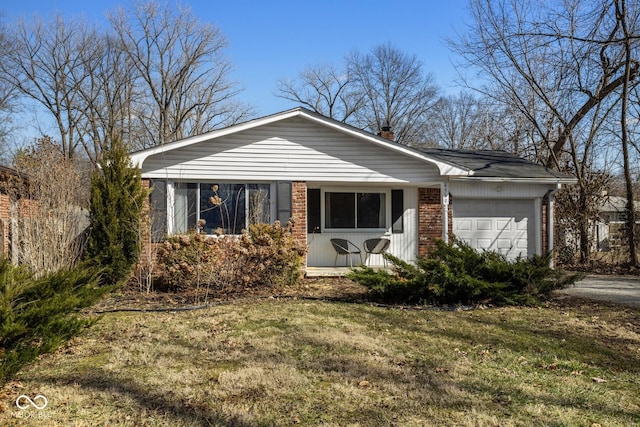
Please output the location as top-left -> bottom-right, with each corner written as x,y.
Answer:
200,183 -> 245,234
173,182 -> 271,234
325,191 -> 386,230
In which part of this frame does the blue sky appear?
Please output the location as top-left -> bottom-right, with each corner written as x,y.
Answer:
1,0 -> 472,118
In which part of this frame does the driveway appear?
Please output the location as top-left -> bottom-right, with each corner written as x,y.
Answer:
556,274 -> 640,307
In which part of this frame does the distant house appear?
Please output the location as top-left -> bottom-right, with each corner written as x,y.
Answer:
130,108 -> 575,270
593,195 -> 640,251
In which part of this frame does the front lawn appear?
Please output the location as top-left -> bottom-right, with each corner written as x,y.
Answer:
1,291 -> 638,426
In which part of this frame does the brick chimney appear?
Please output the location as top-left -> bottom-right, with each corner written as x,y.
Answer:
379,125 -> 394,141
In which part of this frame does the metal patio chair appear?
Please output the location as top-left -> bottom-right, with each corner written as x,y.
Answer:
330,238 -> 362,267
363,238 -> 391,266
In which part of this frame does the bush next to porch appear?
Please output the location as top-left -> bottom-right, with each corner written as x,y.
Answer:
156,221 -> 307,297
347,239 -> 579,306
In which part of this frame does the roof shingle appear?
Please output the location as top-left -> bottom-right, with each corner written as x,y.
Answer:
419,148 -> 574,180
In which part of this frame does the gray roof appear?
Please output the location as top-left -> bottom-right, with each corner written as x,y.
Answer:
601,195 -> 640,212
420,148 -> 574,181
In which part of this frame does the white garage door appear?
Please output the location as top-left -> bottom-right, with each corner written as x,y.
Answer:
453,199 -> 535,259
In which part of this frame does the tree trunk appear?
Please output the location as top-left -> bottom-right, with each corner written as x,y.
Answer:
578,193 -> 591,264
617,0 -> 639,267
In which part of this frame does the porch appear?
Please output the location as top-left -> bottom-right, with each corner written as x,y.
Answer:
305,266 -> 392,277
305,267 -> 352,277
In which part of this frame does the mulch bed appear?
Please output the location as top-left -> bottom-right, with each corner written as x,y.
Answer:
89,274 -> 639,314
90,276 -> 370,312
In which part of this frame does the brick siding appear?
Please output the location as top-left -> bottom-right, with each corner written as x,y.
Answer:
418,187 -> 451,256
139,179 -> 153,266
291,181 -> 308,269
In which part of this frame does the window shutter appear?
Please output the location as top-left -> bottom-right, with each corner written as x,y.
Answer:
392,189 -> 404,233
307,189 -> 321,233
276,181 -> 292,224
149,179 -> 167,242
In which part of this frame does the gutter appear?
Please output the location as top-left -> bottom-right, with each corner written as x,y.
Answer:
449,176 -> 577,185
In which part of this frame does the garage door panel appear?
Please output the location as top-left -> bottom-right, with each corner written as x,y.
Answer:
453,199 -> 535,259
457,219 -> 472,231
496,219 -> 512,230
496,238 -> 512,248
515,239 -> 528,249
477,238 -> 492,249
477,220 -> 492,230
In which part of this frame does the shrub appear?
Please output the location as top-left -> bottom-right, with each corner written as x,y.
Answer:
247,222 -> 306,287
86,137 -> 147,284
10,137 -> 89,276
156,221 -> 306,298
155,231 -> 214,292
0,258 -> 112,383
347,239 -> 579,306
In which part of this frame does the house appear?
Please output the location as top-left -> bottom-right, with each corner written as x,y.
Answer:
129,108 -> 575,270
593,194 -> 640,251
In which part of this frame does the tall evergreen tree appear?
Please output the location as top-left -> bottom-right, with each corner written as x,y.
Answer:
86,137 -> 147,283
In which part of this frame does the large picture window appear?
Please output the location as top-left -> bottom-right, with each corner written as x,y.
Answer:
325,191 -> 386,230
173,182 -> 271,234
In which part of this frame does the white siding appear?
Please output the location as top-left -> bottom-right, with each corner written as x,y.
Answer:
450,181 -> 555,199
307,187 -> 418,267
142,117 -> 441,183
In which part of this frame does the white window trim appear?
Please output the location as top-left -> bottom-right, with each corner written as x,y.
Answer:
167,181 -> 175,235
321,187 -> 391,233
166,180 -> 275,236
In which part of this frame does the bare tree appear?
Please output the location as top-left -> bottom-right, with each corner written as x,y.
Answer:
453,0 -> 640,168
0,14 -> 137,162
452,0 -> 640,264
275,43 -> 439,145
0,22 -> 19,165
108,0 -> 252,148
275,63 -> 362,122
0,1 -> 252,161
0,15 -> 99,159
74,33 -> 140,162
428,91 -> 492,149
615,0 -> 639,266
347,43 -> 439,145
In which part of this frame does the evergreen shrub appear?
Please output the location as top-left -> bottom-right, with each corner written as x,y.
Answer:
0,258 -> 111,383
347,239 -> 579,306
86,138 -> 147,284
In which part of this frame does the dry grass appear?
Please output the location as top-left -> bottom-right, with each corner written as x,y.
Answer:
0,290 -> 639,426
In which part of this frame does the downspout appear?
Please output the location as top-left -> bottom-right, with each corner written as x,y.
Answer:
441,181 -> 450,243
546,183 -> 561,268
